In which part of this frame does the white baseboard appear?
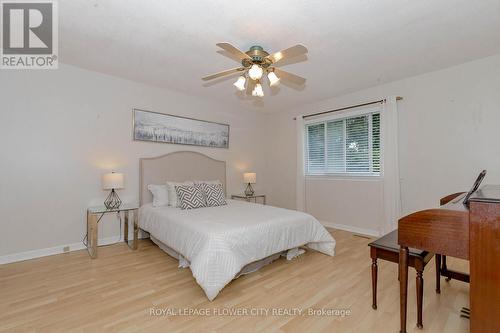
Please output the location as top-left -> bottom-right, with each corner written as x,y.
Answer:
1,223 -> 379,265
320,220 -> 381,238
0,234 -> 145,265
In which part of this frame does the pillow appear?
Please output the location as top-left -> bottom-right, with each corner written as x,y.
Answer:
175,185 -> 207,210
200,183 -> 227,207
166,181 -> 194,207
147,184 -> 168,207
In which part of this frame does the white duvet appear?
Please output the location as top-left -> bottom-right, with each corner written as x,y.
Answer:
139,200 -> 335,300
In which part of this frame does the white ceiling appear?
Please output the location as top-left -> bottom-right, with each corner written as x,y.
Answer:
60,0 -> 500,112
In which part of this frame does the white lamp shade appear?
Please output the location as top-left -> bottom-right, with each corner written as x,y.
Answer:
102,172 -> 124,190
267,71 -> 280,86
248,64 -> 263,80
243,172 -> 256,184
252,83 -> 264,97
233,76 -> 246,91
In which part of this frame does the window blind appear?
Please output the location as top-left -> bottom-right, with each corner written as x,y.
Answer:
306,112 -> 381,176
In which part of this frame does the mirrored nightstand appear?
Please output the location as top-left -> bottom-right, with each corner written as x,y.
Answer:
86,203 -> 139,259
231,194 -> 266,205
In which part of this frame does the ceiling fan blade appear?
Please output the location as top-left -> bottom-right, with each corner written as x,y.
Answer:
246,79 -> 256,96
273,68 -> 306,85
216,43 -> 252,61
266,44 -> 308,65
202,67 -> 245,81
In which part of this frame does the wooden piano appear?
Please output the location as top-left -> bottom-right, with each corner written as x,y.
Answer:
398,185 -> 500,333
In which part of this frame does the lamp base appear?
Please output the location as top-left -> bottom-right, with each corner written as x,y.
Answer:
104,189 -> 122,209
244,183 -> 255,197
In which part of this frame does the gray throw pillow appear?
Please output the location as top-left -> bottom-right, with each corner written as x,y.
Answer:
175,185 -> 207,210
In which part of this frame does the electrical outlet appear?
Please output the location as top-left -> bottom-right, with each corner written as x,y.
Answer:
63,246 -> 70,253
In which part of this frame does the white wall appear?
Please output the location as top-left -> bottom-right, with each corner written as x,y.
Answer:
0,64 -> 267,257
2,54 -> 500,258
306,177 -> 384,236
265,54 -> 500,235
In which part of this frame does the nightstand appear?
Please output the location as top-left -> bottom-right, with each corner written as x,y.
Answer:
86,203 -> 139,259
231,194 -> 266,205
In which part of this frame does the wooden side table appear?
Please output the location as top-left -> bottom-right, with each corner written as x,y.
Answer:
86,204 -> 139,259
231,194 -> 266,205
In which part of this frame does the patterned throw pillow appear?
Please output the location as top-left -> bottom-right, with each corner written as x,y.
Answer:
175,185 -> 207,210
200,183 -> 227,207
166,181 -> 194,207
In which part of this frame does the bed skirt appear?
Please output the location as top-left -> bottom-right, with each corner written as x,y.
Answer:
149,235 -> 304,278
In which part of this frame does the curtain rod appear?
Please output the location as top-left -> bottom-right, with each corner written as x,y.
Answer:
294,96 -> 403,120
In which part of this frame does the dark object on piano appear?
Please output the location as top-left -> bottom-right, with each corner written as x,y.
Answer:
398,185 -> 500,333
462,170 -> 487,205
469,183 -> 500,203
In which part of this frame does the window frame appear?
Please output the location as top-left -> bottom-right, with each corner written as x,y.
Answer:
304,106 -> 382,178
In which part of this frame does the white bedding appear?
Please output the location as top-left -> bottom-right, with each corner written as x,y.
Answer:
139,200 -> 336,300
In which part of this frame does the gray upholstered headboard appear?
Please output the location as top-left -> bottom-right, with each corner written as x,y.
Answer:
139,151 -> 227,206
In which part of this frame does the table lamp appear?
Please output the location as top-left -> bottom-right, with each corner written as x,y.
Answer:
102,172 -> 124,209
243,172 -> 256,196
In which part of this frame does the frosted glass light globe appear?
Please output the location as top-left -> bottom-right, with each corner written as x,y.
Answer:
267,71 -> 280,86
233,76 -> 246,91
248,64 -> 263,80
252,83 -> 264,97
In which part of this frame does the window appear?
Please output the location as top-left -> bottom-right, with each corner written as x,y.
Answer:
305,111 -> 381,176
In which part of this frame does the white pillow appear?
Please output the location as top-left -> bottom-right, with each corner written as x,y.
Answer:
147,184 -> 168,207
166,181 -> 194,207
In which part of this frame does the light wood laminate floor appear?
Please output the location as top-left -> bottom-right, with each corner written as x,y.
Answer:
0,229 -> 469,333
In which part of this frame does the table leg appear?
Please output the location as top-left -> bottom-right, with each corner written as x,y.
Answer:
442,255 -> 451,282
399,246 -> 409,333
132,209 -> 138,250
416,267 -> 424,329
124,210 -> 129,245
87,212 -> 98,259
372,257 -> 378,310
435,254 -> 441,294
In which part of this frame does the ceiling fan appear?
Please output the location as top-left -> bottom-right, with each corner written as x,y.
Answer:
202,43 -> 308,97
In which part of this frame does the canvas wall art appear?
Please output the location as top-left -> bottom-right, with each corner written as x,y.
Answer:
133,109 -> 229,148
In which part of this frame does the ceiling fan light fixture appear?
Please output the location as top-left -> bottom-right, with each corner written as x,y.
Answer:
203,43 -> 308,98
267,71 -> 280,86
252,82 -> 264,97
233,76 -> 246,91
248,64 -> 263,80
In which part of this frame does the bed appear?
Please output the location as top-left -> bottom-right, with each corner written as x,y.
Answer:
138,151 -> 336,300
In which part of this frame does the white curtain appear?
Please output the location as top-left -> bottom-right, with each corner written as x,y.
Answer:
381,96 -> 401,233
296,116 -> 306,211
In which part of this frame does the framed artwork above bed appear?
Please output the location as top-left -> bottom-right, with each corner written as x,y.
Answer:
133,109 -> 229,148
